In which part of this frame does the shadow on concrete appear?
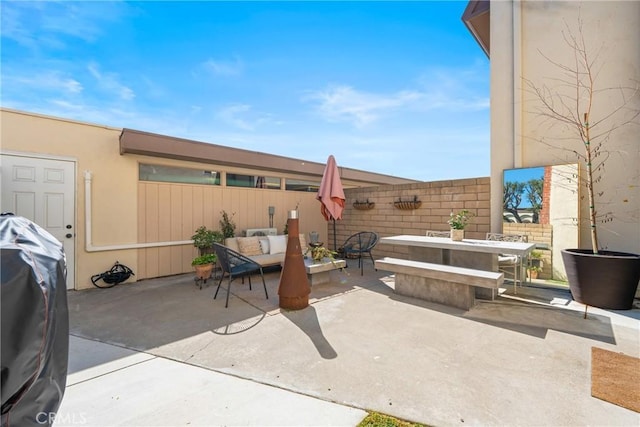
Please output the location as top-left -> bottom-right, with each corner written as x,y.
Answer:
68,273 -> 271,353
67,267 -> 361,367
281,305 -> 338,359
373,271 -> 619,344
68,262 -> 629,375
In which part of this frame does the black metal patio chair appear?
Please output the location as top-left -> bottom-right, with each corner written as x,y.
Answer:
212,242 -> 269,308
340,231 -> 379,276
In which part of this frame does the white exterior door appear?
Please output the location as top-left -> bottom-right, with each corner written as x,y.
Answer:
1,154 -> 75,289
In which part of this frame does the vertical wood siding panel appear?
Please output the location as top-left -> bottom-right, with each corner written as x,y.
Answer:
192,185 -> 204,230
158,185 -> 171,241
255,190 -> 267,228
182,186 -> 194,246
231,189 -> 244,233
157,185 -> 172,276
212,186 -> 220,227
145,183 -> 160,278
170,186 -> 186,273
138,183 -> 148,279
203,185 -> 215,229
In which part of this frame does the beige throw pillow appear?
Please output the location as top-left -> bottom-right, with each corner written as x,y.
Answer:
236,236 -> 262,256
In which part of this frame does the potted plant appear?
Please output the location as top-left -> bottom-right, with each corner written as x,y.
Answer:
527,265 -> 543,280
308,245 -> 338,263
529,250 -> 544,269
219,210 -> 236,239
192,253 -> 217,280
447,209 -> 473,241
191,226 -> 224,255
525,20 -> 640,310
305,245 -> 345,272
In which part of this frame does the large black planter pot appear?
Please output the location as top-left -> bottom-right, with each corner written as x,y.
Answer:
561,249 -> 640,310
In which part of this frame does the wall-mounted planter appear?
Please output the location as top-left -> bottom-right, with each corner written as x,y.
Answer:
394,197 -> 422,210
353,200 -> 375,210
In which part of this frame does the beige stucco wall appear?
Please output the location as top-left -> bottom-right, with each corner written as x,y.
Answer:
491,1 -> 640,255
1,109 -> 138,291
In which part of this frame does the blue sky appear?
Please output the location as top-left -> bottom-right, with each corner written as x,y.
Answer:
504,166 -> 544,186
1,1 -> 489,181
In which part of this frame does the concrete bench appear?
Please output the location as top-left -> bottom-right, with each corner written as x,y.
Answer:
375,257 -> 504,310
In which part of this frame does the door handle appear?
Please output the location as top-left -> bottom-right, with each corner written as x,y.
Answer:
66,233 -> 73,239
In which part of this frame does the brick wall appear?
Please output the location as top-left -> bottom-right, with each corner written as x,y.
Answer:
332,177 -> 491,260
539,166 -> 552,225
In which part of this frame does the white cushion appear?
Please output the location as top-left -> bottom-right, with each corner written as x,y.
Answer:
259,238 -> 270,254
498,255 -> 518,264
268,235 -> 287,254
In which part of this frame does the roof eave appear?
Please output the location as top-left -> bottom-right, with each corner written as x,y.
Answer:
119,128 -> 416,185
462,0 -> 490,58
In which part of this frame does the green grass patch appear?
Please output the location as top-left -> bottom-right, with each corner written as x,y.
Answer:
357,411 -> 428,427
543,279 -> 569,287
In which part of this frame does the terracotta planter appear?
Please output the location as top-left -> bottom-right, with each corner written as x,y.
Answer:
561,249 -> 640,310
450,229 -> 464,241
194,263 -> 214,280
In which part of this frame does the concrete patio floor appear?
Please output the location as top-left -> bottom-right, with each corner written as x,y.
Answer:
60,261 -> 640,426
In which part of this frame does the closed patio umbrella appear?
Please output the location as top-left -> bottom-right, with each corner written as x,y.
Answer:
316,155 -> 345,250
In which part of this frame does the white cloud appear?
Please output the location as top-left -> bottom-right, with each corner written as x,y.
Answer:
0,1 -> 130,47
8,72 -> 83,95
215,104 -> 279,131
87,62 -> 135,101
217,104 -> 253,130
415,64 -> 490,112
305,64 -> 489,128
203,57 -> 244,76
305,85 -> 422,128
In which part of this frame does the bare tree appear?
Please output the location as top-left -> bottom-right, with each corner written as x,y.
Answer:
524,18 -> 640,254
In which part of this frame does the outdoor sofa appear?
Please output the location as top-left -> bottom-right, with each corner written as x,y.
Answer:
224,234 -> 308,268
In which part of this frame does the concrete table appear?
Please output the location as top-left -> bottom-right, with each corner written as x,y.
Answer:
379,235 -> 536,298
304,258 -> 346,285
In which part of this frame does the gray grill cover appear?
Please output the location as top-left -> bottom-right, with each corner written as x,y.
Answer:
1,215 -> 69,426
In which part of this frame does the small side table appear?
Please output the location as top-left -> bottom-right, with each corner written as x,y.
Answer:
304,258 -> 346,285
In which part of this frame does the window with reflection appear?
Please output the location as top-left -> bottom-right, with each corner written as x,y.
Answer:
226,173 -> 280,189
503,164 -> 579,281
139,164 -> 220,185
503,165 -> 578,225
285,179 -> 320,192
503,167 -> 544,223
